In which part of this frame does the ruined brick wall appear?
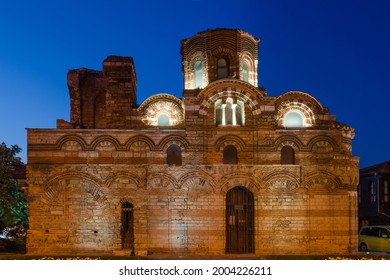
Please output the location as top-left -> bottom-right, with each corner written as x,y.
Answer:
103,56 -> 137,128
66,56 -> 137,129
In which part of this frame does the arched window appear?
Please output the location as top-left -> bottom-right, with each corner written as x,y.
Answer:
225,101 -> 233,125
284,111 -> 304,127
384,180 -> 389,203
242,61 -> 249,82
157,114 -> 170,126
236,101 -> 244,125
223,145 -> 238,164
167,144 -> 182,165
195,61 -> 203,88
369,181 -> 376,203
217,58 -> 229,79
281,146 -> 295,164
215,100 -> 223,125
215,99 -> 244,126
121,202 -> 134,250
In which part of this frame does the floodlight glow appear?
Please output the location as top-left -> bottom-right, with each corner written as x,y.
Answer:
284,111 -> 304,127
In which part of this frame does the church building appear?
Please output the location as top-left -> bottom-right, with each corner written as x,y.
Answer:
26,28 -> 359,255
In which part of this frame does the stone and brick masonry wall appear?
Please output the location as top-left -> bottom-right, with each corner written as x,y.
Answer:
27,129 -> 358,255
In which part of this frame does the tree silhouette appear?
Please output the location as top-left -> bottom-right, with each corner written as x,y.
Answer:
0,142 -> 27,237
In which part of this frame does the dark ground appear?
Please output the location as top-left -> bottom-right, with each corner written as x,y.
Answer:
0,252 -> 389,260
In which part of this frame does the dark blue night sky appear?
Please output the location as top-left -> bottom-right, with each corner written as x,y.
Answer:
1,0 -> 389,168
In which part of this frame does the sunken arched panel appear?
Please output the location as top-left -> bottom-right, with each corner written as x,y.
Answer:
307,135 -> 339,153
263,172 -> 300,194
303,172 -> 341,192
37,173 -> 113,252
57,135 -> 88,151
90,135 -> 122,151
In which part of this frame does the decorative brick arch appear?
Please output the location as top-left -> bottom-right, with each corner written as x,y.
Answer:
215,135 -> 247,152
276,101 -> 316,127
212,47 -> 236,72
197,79 -> 264,117
306,135 -> 340,152
124,135 -> 155,151
42,172 -> 108,206
302,171 -> 342,191
147,172 -> 177,191
276,91 -> 324,111
275,91 -> 325,128
273,135 -> 304,152
262,171 -> 300,193
158,135 -> 190,151
178,172 -> 216,193
220,173 -> 261,195
81,180 -> 109,205
41,178 -> 65,204
118,198 -> 136,208
104,172 -> 143,190
56,135 -> 88,151
138,93 -> 184,127
90,135 -> 122,151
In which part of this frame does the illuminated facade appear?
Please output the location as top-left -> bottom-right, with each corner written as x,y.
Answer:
27,29 -> 359,256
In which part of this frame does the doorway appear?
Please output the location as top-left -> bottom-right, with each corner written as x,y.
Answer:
226,186 -> 254,253
121,202 -> 134,251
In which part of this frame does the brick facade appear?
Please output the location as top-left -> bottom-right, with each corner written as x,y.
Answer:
26,28 -> 359,255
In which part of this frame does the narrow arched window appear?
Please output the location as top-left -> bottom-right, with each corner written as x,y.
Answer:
242,61 -> 249,82
217,58 -> 229,79
215,100 -> 222,126
281,146 -> 295,164
167,144 -> 182,165
195,61 -> 203,88
225,102 -> 233,125
223,145 -> 238,164
158,114 -> 170,126
284,111 -> 304,127
236,102 -> 243,126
